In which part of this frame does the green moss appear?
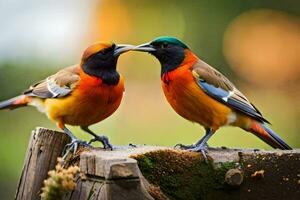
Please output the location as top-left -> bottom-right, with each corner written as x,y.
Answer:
139,156 -> 154,169
133,150 -> 238,200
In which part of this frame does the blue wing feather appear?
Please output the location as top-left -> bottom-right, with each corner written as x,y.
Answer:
198,80 -> 268,123
199,80 -> 228,99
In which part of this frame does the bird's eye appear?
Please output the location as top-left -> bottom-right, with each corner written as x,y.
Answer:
161,42 -> 168,49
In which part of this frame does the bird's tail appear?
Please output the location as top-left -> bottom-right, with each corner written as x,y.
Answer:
247,120 -> 292,150
0,95 -> 30,110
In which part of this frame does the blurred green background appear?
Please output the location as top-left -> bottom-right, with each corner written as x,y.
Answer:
0,0 -> 299,199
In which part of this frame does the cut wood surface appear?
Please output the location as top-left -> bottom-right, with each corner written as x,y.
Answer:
15,128 -> 300,200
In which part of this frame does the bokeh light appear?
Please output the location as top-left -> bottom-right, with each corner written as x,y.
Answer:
88,0 -> 132,42
223,9 -> 300,88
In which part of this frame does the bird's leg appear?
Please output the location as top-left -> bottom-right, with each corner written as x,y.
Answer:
175,128 -> 207,149
189,128 -> 214,151
81,126 -> 113,149
175,128 -> 214,161
61,126 -> 91,156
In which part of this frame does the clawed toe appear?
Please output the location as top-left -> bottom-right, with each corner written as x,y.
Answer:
189,144 -> 208,152
174,129 -> 214,163
190,145 -> 209,162
175,143 -> 209,162
89,135 -> 113,150
63,139 -> 91,157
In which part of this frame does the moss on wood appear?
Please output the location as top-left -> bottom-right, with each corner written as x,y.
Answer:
133,148 -> 300,200
133,149 -> 239,200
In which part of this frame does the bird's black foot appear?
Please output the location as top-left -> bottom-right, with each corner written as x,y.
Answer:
62,139 -> 91,158
189,144 -> 209,160
89,135 -> 113,150
175,143 -> 209,162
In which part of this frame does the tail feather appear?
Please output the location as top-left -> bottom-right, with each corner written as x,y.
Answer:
0,95 -> 29,110
248,121 -> 292,150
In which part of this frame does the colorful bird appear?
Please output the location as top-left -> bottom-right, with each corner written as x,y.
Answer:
0,42 -> 133,153
133,36 -> 292,154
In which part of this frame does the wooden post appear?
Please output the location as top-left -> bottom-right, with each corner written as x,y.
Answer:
16,128 -> 300,200
15,127 -> 70,200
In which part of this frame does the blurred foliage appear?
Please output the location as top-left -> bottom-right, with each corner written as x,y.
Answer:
0,0 -> 299,199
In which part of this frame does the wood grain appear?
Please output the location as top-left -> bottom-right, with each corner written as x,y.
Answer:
15,127 -> 70,200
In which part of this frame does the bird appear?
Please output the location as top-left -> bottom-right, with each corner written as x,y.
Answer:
132,36 -> 292,154
0,42 -> 133,153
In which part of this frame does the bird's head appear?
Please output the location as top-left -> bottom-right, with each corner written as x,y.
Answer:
133,36 -> 190,75
81,42 -> 133,72
80,42 -> 133,85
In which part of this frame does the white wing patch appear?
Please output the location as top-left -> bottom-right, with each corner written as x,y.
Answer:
46,77 -> 72,98
222,90 -> 234,102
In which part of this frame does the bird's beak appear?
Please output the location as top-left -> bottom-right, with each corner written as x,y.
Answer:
133,42 -> 156,52
113,44 -> 135,56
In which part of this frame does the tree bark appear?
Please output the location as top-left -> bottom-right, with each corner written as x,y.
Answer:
15,127 -> 70,200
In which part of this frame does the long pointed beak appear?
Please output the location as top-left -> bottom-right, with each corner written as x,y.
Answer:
113,44 -> 135,56
133,42 -> 156,52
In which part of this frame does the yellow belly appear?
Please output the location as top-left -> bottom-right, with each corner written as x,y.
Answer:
162,71 -> 232,130
41,80 -> 124,127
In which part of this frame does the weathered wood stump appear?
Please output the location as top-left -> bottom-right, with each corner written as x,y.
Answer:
16,128 -> 300,200
15,127 -> 70,200
63,147 -> 156,200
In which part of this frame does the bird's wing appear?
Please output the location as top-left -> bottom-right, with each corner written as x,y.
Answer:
23,65 -> 80,98
192,60 -> 269,123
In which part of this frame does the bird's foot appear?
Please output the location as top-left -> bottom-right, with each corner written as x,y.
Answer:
89,135 -> 113,150
62,139 -> 91,158
175,143 -> 209,162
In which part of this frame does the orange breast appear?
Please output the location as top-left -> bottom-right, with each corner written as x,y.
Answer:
161,53 -> 232,130
45,72 -> 124,126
